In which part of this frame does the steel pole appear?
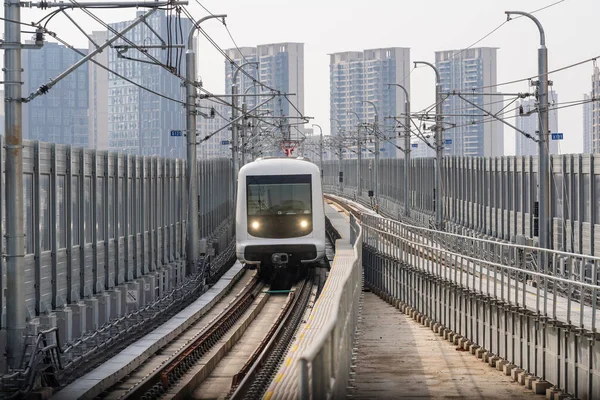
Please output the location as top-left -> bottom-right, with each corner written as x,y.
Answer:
241,102 -> 247,166
357,125 -> 362,196
186,14 -> 226,274
231,84 -> 238,218
185,51 -> 198,274
414,61 -> 443,228
506,10 -> 550,250
435,81 -> 442,228
363,101 -> 379,206
4,0 -> 25,368
312,124 -> 323,177
230,61 -> 257,223
374,113 -> 380,205
320,132 -> 323,178
405,98 -> 411,217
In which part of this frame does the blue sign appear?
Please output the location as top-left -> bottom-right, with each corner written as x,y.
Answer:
362,148 -> 366,152
221,140 -> 230,145
444,139 -> 453,145
551,133 -> 563,140
380,148 -> 386,152
411,143 -> 418,148
170,130 -> 183,137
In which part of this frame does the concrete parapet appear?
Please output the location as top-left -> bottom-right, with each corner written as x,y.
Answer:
475,347 -> 486,359
85,297 -> 99,332
125,281 -> 141,313
524,375 -> 537,390
546,387 -> 560,399
71,302 -> 87,339
496,359 -> 509,371
110,290 -> 123,319
97,292 -> 111,326
55,307 -> 73,345
532,380 -> 552,395
452,334 -> 462,345
469,344 -> 480,355
518,371 -> 531,385
39,313 -> 57,331
144,275 -> 156,304
481,351 -> 491,363
503,363 -> 516,376
489,355 -> 500,368
511,368 -> 524,382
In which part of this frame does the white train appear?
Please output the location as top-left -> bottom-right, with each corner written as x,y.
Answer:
235,157 -> 326,279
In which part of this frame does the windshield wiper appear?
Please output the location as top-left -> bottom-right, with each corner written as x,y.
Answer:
258,199 -> 276,215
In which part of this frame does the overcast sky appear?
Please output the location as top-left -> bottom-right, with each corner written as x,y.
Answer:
6,0 -> 599,154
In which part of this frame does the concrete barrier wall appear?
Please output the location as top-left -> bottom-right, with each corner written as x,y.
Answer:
297,215 -> 363,400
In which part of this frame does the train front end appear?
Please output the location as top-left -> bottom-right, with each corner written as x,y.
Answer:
235,157 -> 326,279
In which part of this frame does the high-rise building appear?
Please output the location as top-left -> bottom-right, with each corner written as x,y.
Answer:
514,91 -> 559,156
330,48 -> 410,158
108,11 -> 191,157
590,67 -> 600,153
22,42 -> 89,146
435,47 -> 503,157
89,31 -> 109,150
583,93 -> 592,153
224,47 -> 260,115
410,137 -> 436,158
197,102 -> 231,160
224,43 -> 304,138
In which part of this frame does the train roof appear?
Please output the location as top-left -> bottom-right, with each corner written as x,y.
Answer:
239,157 -> 319,176
253,156 -> 312,162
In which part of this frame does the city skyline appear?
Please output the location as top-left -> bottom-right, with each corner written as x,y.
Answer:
3,0 -> 598,158
107,10 -> 191,158
330,47 -> 411,159
435,47 -> 504,157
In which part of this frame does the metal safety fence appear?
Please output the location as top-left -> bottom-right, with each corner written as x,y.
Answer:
323,153 -> 600,257
298,214 -> 362,400
0,137 -> 233,372
361,212 -> 600,399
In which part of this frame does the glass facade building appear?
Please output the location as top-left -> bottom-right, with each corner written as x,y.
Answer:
22,42 -> 89,147
435,47 -> 503,157
329,48 -> 410,159
108,11 -> 191,157
224,43 -> 305,139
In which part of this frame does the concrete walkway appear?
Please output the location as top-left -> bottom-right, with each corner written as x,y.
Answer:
351,292 -> 540,399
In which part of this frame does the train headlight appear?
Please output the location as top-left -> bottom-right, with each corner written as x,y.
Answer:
251,221 -> 260,229
300,220 -> 308,228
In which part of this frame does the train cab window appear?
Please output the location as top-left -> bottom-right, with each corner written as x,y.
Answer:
246,174 -> 313,238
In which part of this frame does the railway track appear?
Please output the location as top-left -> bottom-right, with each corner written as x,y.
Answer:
226,274 -> 314,400
97,269 -> 316,400
96,270 -> 262,399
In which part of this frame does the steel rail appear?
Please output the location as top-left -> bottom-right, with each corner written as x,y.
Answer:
118,276 -> 264,400
227,273 -> 314,400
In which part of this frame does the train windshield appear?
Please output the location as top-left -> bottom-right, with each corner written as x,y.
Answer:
246,174 -> 312,217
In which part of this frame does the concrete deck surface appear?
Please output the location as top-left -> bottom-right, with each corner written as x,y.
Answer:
351,292 -> 540,399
